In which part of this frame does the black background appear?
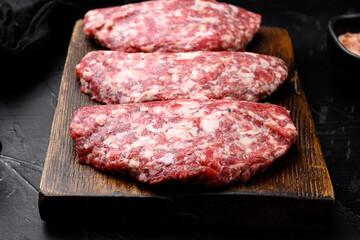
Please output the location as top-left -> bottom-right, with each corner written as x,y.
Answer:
1,0 -> 360,239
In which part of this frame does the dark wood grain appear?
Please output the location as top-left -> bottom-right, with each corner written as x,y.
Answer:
39,20 -> 334,229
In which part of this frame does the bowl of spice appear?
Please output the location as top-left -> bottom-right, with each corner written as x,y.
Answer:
327,13 -> 360,76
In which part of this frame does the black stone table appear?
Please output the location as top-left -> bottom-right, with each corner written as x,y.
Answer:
1,1 -> 360,239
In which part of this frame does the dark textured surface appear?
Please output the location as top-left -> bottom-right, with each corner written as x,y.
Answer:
1,0 -> 360,239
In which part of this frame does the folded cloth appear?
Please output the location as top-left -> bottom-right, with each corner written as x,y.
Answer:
0,0 -> 140,57
0,0 -> 128,85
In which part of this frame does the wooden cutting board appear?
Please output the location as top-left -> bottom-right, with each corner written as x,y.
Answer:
39,20 -> 334,229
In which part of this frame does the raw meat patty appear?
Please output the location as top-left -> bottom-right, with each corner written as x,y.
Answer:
70,99 -> 298,187
83,0 -> 261,52
75,51 -> 288,104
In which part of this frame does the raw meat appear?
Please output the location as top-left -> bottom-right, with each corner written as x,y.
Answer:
83,0 -> 261,52
70,99 -> 298,186
75,51 -> 288,104
338,32 -> 360,56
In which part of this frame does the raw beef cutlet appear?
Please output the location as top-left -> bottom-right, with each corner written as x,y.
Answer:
83,0 -> 261,52
70,99 -> 297,187
75,51 -> 288,104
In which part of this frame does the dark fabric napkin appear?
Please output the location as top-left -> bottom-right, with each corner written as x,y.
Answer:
0,0 -> 140,83
0,0 -> 141,56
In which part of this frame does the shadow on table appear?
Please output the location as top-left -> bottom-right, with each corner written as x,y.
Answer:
42,201 -> 360,240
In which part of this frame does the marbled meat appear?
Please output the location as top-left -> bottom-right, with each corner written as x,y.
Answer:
75,51 -> 288,104
83,0 -> 261,52
70,99 -> 298,186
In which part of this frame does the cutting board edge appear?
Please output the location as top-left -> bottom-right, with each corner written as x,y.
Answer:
38,187 -> 335,202
38,189 -> 334,229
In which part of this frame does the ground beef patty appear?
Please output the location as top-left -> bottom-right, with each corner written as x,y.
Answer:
75,51 -> 288,104
70,99 -> 297,187
83,0 -> 261,52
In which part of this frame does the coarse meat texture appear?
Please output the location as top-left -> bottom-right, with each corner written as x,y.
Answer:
83,0 -> 261,52
75,51 -> 288,104
338,32 -> 360,56
70,99 -> 298,187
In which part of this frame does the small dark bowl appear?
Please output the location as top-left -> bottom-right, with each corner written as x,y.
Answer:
327,13 -> 360,77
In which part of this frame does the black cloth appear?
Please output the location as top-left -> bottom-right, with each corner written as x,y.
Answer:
0,0 -> 135,86
0,0 -> 134,55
